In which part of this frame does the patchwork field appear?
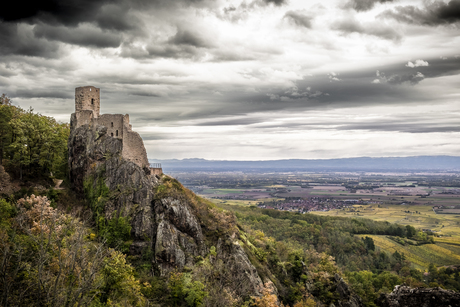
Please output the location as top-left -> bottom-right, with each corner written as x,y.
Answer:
184,172 -> 460,270
313,204 -> 460,237
356,235 -> 460,270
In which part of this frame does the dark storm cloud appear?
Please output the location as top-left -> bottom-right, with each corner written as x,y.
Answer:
331,17 -> 401,41
129,57 -> 460,125
0,0 -> 198,29
0,22 -> 61,57
342,0 -> 394,12
266,57 -> 460,109
34,24 -> 122,48
0,0 -> 218,57
120,27 -> 214,60
283,10 -> 313,28
379,0 -> 460,25
0,0 -> 123,28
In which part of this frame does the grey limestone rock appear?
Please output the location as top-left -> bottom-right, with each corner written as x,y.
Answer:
68,120 -> 265,298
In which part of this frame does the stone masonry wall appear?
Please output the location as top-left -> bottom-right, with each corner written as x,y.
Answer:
74,110 -> 94,128
122,124 -> 149,167
97,114 -> 124,139
72,86 -> 149,168
75,86 -> 100,117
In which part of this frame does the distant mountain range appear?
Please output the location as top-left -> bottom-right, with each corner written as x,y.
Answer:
149,156 -> 460,172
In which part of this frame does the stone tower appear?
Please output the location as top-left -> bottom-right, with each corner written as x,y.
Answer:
75,86 -> 100,118
71,86 -> 150,169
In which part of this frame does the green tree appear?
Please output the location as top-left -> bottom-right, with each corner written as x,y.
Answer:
405,225 -> 416,238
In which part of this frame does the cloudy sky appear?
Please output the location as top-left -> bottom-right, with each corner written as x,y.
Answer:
1,0 -> 459,160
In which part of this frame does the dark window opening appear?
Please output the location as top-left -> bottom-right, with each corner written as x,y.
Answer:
111,122 -> 113,127
116,130 -> 118,136
111,133 -> 113,137
91,98 -> 94,105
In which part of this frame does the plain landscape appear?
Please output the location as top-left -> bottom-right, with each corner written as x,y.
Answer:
168,169 -> 460,271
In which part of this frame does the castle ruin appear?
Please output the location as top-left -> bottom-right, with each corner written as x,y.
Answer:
72,86 -> 162,175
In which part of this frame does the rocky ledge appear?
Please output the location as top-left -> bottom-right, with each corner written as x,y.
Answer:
377,285 -> 460,307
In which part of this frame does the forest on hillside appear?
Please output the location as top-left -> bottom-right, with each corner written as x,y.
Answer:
217,203 -> 460,306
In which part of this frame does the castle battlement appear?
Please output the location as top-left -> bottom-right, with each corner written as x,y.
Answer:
71,86 -> 154,170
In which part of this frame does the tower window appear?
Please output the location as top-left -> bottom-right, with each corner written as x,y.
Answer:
116,130 -> 118,136
91,98 -> 94,105
111,133 -> 113,137
111,122 -> 113,127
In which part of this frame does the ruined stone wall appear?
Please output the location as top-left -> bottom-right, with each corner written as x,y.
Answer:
73,86 -> 149,168
122,124 -> 149,168
97,114 -> 124,139
75,86 -> 100,117
73,110 -> 94,128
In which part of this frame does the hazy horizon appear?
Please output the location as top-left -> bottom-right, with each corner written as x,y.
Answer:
2,0 -> 459,160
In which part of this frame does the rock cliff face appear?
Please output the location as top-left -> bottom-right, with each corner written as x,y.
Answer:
377,285 -> 460,307
68,120 -> 264,297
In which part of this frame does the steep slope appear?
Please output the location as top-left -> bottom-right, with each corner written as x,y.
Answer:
68,120 -> 265,299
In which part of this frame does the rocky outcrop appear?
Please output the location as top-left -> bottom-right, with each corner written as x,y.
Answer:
376,285 -> 460,307
333,274 -> 364,307
68,120 -> 265,297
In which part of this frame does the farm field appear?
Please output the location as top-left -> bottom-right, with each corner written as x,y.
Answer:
312,204 -> 460,237
355,235 -> 460,270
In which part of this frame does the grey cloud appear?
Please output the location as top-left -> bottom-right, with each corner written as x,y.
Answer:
121,28 -> 214,60
379,0 -> 460,25
218,0 -> 287,22
283,10 -> 313,28
94,3 -> 139,31
127,91 -> 162,97
386,72 -> 425,85
168,29 -> 212,48
339,123 -> 460,133
342,0 -> 393,12
331,17 -> 401,41
210,50 -> 258,62
196,118 -> 263,126
0,22 -> 61,57
34,24 -> 122,48
146,44 -> 204,59
255,115 -> 460,134
13,88 -> 72,99
263,0 -> 288,6
138,134 -> 170,141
